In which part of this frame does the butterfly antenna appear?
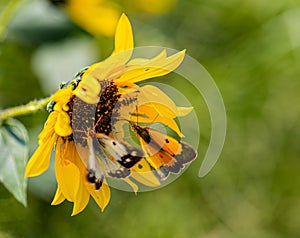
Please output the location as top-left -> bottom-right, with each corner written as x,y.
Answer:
94,115 -> 103,130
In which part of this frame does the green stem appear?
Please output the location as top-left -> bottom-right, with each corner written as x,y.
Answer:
0,97 -> 51,121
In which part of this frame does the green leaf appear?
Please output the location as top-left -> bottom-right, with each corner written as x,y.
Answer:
0,118 -> 28,206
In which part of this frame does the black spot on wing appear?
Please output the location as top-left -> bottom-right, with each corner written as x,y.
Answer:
118,152 -> 143,168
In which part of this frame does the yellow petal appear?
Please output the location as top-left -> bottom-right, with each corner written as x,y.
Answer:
37,117 -> 57,147
78,56 -> 126,82
131,111 -> 183,137
71,149 -> 91,216
53,103 -> 63,112
85,182 -> 111,212
55,143 -> 80,202
111,13 -> 133,62
54,111 -> 72,137
38,113 -> 57,142
115,50 -> 185,83
176,106 -> 194,117
127,49 -> 167,66
25,134 -> 58,177
73,75 -> 101,104
138,85 -> 179,116
139,103 -> 176,119
139,103 -> 193,121
119,84 -> 177,117
117,85 -> 192,121
123,177 -> 139,194
71,180 -> 90,216
123,85 -> 191,137
51,186 -> 65,205
51,87 -> 72,104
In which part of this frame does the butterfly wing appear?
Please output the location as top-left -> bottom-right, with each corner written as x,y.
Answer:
151,141 -> 197,180
149,128 -> 197,169
86,134 -> 144,189
96,133 -> 143,168
132,124 -> 197,180
86,136 -> 129,191
130,158 -> 161,187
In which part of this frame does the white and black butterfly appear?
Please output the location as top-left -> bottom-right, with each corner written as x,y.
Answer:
86,133 -> 143,189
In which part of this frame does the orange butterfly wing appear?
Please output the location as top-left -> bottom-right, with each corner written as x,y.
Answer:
132,123 -> 197,180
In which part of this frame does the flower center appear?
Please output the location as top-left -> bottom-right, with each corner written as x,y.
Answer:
67,81 -> 121,146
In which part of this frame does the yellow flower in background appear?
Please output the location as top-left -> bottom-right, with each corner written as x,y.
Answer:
25,13 -> 196,215
49,0 -> 177,37
64,0 -> 120,37
126,0 -> 177,14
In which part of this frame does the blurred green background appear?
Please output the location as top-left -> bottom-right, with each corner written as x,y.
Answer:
1,0 -> 300,237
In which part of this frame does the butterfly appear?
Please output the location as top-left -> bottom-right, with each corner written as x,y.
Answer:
127,120 -> 197,181
81,132 -> 144,190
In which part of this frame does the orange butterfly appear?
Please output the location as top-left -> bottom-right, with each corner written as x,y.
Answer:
128,120 -> 197,181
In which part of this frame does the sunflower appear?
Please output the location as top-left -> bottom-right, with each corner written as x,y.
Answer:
25,14 -> 191,215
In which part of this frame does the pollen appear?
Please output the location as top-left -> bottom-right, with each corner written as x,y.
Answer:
94,81 -> 121,136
